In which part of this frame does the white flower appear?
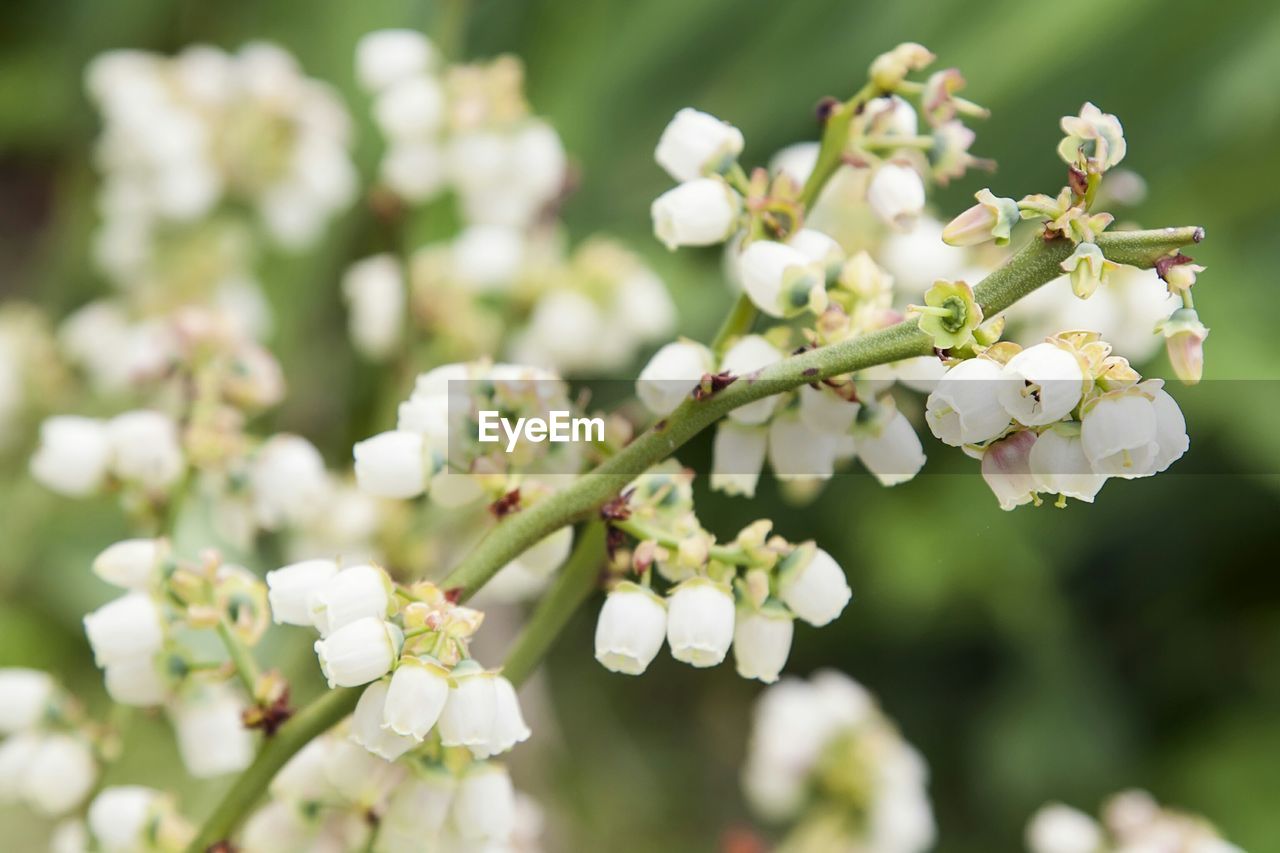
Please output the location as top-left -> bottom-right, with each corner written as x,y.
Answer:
103,657 -> 166,706
594,582 -> 667,675
666,577 -> 735,667
1029,429 -> 1106,504
377,768 -> 455,850
892,355 -> 948,394
50,819 -> 87,853
451,762 -> 516,842
30,416 -> 111,497
322,738 -> 405,808
866,163 -> 925,230
998,343 -> 1084,426
925,357 -> 1012,446
241,802 -> 317,853
878,216 -> 971,297
171,684 -> 254,777
452,225 -> 525,291
1026,803 -> 1104,853
0,668 -> 55,734
382,657 -> 450,741
733,607 -> 794,683
738,240 -> 825,318
520,290 -> 606,371
92,539 -> 164,590
270,737 -> 335,802
308,564 -> 392,637
313,617 -> 401,688
710,421 -> 768,497
372,75 -> 445,141
17,733 -> 97,816
769,142 -> 820,187
636,341 -> 714,416
106,410 -> 184,490
778,547 -> 851,627
1081,393 -> 1157,478
721,334 -> 783,425
981,430 -> 1040,510
655,108 -> 744,182
853,409 -> 926,486
87,786 -> 160,852
380,141 -> 446,201
83,592 -> 164,666
473,676 -> 531,759
864,94 -> 919,137
651,178 -> 741,250
266,558 -> 338,626
353,430 -> 430,499
799,385 -> 859,435
342,254 -> 405,361
768,414 -> 839,482
0,732 -> 39,801
1149,385 -> 1189,475
437,663 -> 497,749
251,434 -> 330,530
351,679 -> 418,761
355,30 -> 436,93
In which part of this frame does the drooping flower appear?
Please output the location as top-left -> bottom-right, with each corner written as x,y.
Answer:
665,577 -> 736,667
654,108 -> 745,182
594,582 -> 667,675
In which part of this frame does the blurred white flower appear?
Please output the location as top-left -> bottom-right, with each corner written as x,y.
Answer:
171,683 -> 254,778
356,30 -> 437,93
83,592 -> 165,666
342,254 -> 405,361
30,416 -> 112,497
106,410 -> 185,490
0,669 -> 55,734
866,163 -> 925,230
251,434 -> 330,529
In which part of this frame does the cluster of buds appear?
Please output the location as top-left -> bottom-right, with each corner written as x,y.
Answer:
240,729 -> 543,851
594,464 -> 852,682
0,670 -> 99,819
925,333 -> 1188,509
741,670 -> 935,853
30,409 -> 184,500
267,561 -> 530,763
1027,790 -> 1241,853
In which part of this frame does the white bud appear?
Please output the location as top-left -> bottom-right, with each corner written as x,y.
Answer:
612,267 -> 676,342
666,578 -> 735,668
92,539 -> 163,590
721,335 -> 783,425
171,684 -> 253,778
472,676 -> 531,759
0,732 -> 39,801
83,592 -> 164,666
30,416 -> 111,497
866,163 -> 926,231
654,107 -> 744,182
356,30 -> 436,93
854,409 -> 926,486
251,434 -> 330,530
788,228 -> 844,274
377,768 -> 454,850
313,617 -> 401,688
382,657 -> 450,741
87,786 -> 161,852
864,95 -> 919,137
322,738 -> 405,808
778,548 -> 851,627
1025,803 -> 1103,853
733,608 -> 794,683
769,142 -> 820,187
508,120 -> 568,203
437,663 -> 497,749
380,141 -> 446,202
103,656 -> 166,707
373,75 -> 445,143
308,564 -> 392,637
266,559 -> 338,626
351,679 -> 418,761
710,420 -> 768,498
50,819 -> 87,853
18,733 -> 97,816
768,415 -> 839,482
651,178 -> 741,250
636,341 -> 714,416
353,430 -> 429,499
981,430 -> 1040,510
1029,429 -> 1106,503
1149,386 -> 1189,475
998,343 -> 1084,426
1081,393 -> 1157,478
738,240 -> 825,318
0,668 -> 55,734
594,583 -> 667,675
241,802 -> 316,853
925,357 -> 1012,446
452,225 -> 525,291
270,738 -> 335,802
451,762 -> 515,842
106,410 -> 184,490
342,254 -> 405,361
798,386 -> 858,435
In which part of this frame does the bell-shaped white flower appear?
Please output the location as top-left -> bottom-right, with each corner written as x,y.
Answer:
981,430 -> 1040,510
372,75 -> 445,142
106,410 -> 184,490
251,434 -> 330,530
355,30 -> 436,93
18,733 -> 97,817
377,767 -> 455,850
451,762 -> 516,842
866,163 -> 925,230
733,605 -> 794,683
853,409 -> 926,486
636,341 -> 714,416
1025,803 -> 1103,853
892,355 -> 948,394
382,656 -> 450,741
0,668 -> 55,734
738,240 -> 826,318
1081,393 -> 1157,478
472,675 -> 531,759
313,617 -> 402,689
710,421 -> 768,498
342,254 -> 405,361
241,801 -> 318,853
266,558 -> 338,626
351,679 -> 418,761
322,738 -> 405,808
1148,385 -> 1189,475
171,683 -> 254,778
83,592 -> 164,666
103,656 -> 166,707
380,140 -> 446,202
30,416 -> 111,497
654,108 -> 744,182
308,564 -> 392,637
437,662 -> 497,749
998,343 -> 1084,426
666,577 -> 735,667
778,546 -> 851,627
92,539 -> 165,591
925,357 -> 1012,446
768,414 -> 839,482
353,430 -> 431,500
594,582 -> 667,675
87,786 -> 161,853
798,385 -> 858,435
1029,428 -> 1106,504
452,224 -> 525,291
721,335 -> 783,425
651,178 -> 741,250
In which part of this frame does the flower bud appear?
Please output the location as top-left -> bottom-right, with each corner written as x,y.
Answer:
452,225 -> 526,291
733,605 -> 794,683
925,357 -> 1012,446
355,30 -> 436,93
769,142 -> 820,187
998,343 -> 1084,426
380,140 -> 446,202
87,786 -> 163,853
594,582 -> 668,675
636,341 -> 715,416
437,662 -> 497,749
313,617 -> 402,688
1081,393 -> 1158,478
1060,242 -> 1118,300
654,108 -> 745,182
1028,428 -> 1107,505
863,95 -> 919,138
372,75 -> 445,142
83,592 -> 164,666
1162,261 -> 1205,294
777,545 -> 851,627
942,188 -> 1020,247
1157,307 -> 1208,385
852,408 -> 926,486
93,539 -> 164,590
869,42 -> 936,90
1057,102 -> 1126,172
788,228 -> 845,280
0,669 -> 55,734
382,656 -> 450,741
472,675 -> 531,759
342,254 -> 405,361
30,416 -> 111,497
721,335 -> 783,425
308,564 -> 392,637
266,558 -> 339,626
106,410 -> 184,490
981,430 -> 1040,511
767,415 -> 839,483
18,733 -> 96,817
103,656 -> 166,707
351,679 -> 418,761
666,577 -> 735,667
1025,803 -> 1102,853
651,178 -> 741,250
171,684 -> 254,777
866,163 -> 925,230
353,430 -> 432,499
452,762 -> 515,842
251,434 -> 330,530
738,240 -> 828,318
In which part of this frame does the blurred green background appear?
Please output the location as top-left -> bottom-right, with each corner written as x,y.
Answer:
2,0 -> 1278,850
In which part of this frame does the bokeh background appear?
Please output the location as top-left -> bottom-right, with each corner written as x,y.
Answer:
2,0 -> 1278,850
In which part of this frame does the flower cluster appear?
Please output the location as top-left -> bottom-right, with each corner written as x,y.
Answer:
1027,790 -> 1241,853
55,786 -> 196,853
594,464 -> 851,682
741,670 -> 935,853
0,670 -> 98,819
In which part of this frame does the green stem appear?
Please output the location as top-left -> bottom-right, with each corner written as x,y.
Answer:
708,293 -> 759,357
216,617 -> 261,699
